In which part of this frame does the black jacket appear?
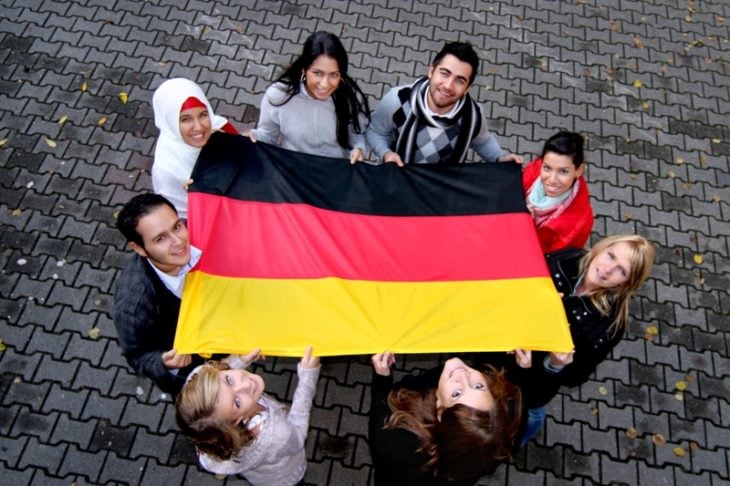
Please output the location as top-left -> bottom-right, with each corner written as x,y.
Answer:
113,253 -> 202,396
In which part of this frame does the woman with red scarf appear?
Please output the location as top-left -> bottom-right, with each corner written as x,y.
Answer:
522,131 -> 593,253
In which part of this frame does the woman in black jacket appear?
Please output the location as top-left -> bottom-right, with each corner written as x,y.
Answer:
515,233 -> 655,442
369,354 -> 522,485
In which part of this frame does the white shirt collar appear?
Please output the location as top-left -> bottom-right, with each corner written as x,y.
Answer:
149,245 -> 202,299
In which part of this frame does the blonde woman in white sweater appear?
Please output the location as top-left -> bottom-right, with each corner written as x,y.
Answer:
175,348 -> 320,485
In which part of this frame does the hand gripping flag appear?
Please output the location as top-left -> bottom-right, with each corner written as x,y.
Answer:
174,133 -> 572,356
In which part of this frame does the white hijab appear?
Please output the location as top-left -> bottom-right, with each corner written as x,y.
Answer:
151,78 -> 228,218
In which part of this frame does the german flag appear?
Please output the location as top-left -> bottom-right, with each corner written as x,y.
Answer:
174,133 -> 572,356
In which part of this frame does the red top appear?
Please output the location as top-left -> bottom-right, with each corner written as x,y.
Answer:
522,157 -> 594,253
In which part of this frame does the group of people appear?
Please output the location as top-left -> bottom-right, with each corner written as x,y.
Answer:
112,31 -> 656,485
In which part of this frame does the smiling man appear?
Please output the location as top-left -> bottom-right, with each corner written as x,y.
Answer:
113,193 -> 204,397
366,41 -> 523,166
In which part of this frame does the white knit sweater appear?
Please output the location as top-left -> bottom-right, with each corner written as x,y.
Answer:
198,362 -> 320,486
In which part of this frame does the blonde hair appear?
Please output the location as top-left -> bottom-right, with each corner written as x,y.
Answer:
175,361 -> 256,460
579,234 -> 655,334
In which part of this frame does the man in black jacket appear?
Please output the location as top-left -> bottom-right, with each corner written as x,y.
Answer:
113,193 -> 203,397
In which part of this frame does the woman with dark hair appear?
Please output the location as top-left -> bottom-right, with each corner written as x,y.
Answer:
247,31 -> 370,163
522,131 -> 593,253
369,353 -> 522,485
512,234 -> 655,443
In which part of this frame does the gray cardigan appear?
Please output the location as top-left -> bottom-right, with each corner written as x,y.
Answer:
198,359 -> 321,485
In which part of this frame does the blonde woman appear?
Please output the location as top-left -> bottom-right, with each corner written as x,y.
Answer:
176,348 -> 319,485
514,234 -> 655,443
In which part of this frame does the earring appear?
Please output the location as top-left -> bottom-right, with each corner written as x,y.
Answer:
301,72 -> 306,84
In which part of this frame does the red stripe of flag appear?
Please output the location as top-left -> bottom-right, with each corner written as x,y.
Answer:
188,192 -> 547,282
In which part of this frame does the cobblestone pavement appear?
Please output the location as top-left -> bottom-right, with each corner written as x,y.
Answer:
1,0 -> 729,485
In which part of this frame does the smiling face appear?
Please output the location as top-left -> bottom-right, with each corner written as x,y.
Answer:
435,358 -> 495,416
179,106 -> 212,147
426,54 -> 473,114
583,241 -> 633,291
303,54 -> 341,100
539,151 -> 584,198
129,204 -> 190,275
212,368 -> 265,425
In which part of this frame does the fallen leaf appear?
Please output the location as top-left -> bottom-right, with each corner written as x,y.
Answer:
44,137 -> 57,148
692,39 -> 704,47
642,101 -> 650,110
215,474 -> 227,480
610,20 -> 620,32
633,79 -> 643,88
81,81 -> 88,92
624,212 -> 633,220
685,374 -> 695,383
118,92 -> 128,104
668,171 -> 676,178
13,377 -> 21,384
58,115 -> 68,125
712,138 -> 721,144
646,325 -> 659,335
0,138 -> 7,147
689,441 -> 699,451
234,25 -> 245,34
98,116 -> 107,126
0,339 -> 6,352
693,254 -> 704,264
88,327 -> 101,340
675,157 -> 685,165
716,15 -> 726,23
11,208 -> 22,217
673,447 -> 685,457
652,434 -> 666,446
633,37 -> 644,48
590,407 -> 598,416
683,182 -> 692,190
598,386 -> 608,396
626,427 -> 639,439
674,392 -> 684,401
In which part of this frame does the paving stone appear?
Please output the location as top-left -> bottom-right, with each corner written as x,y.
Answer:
18,436 -> 66,475
98,452 -> 146,484
120,397 -> 165,432
10,406 -> 58,442
49,411 -> 96,448
129,427 -> 174,462
81,389 -> 126,424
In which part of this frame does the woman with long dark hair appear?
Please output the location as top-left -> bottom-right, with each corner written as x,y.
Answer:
247,31 -> 370,163
369,353 -> 522,485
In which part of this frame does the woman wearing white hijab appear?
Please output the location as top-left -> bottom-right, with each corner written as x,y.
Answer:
151,78 -> 238,219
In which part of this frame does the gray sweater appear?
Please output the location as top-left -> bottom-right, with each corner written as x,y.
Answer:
198,361 -> 320,485
253,82 -> 367,159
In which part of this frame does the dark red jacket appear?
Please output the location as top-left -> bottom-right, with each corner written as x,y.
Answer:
522,158 -> 593,253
